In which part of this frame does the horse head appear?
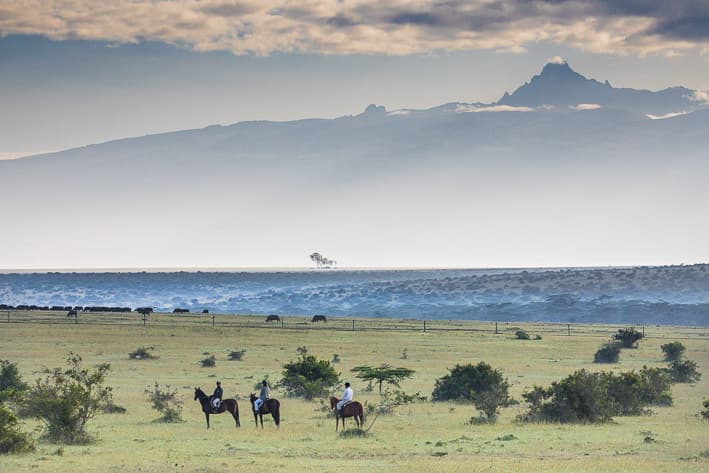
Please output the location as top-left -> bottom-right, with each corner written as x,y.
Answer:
329,396 -> 338,410
249,392 -> 256,403
194,387 -> 203,400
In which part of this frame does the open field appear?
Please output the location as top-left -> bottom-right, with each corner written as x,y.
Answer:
1,315 -> 708,472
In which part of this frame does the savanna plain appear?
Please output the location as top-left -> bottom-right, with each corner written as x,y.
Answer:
1,314 -> 707,473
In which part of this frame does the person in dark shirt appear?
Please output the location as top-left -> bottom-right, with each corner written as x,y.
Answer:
211,381 -> 223,412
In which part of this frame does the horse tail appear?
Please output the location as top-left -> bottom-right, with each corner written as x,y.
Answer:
272,400 -> 280,427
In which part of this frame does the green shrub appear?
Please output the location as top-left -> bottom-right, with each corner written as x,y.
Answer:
660,341 -> 685,362
0,405 -> 34,454
614,328 -> 644,348
23,353 -> 113,444
128,346 -> 156,360
594,342 -> 621,363
0,360 -> 28,404
145,382 -> 183,423
432,362 -> 513,422
280,354 -> 340,400
520,367 -> 674,424
515,330 -> 530,340
702,399 -> 709,421
667,359 -> 702,383
228,349 -> 246,361
200,355 -> 216,368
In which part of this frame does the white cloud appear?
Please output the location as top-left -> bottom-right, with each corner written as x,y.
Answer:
548,55 -> 566,64
387,110 -> 411,116
689,90 -> 709,102
570,103 -> 602,111
456,104 -> 535,113
0,1 -> 708,56
646,111 -> 689,120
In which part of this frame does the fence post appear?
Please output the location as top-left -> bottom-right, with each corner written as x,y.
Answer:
75,312 -> 78,324
423,320 -> 426,333
212,315 -> 215,327
352,320 -> 355,332
642,325 -> 645,337
6,310 -> 9,323
567,324 -> 571,336
143,313 -> 147,326
495,322 -> 499,334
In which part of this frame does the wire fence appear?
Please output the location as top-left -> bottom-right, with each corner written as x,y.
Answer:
3,309 -> 708,340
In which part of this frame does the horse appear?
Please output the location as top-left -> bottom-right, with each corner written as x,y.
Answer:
249,393 -> 281,429
193,387 -> 240,429
329,396 -> 364,431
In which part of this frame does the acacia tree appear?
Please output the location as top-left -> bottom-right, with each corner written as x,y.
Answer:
24,353 -> 113,443
309,252 -> 337,269
351,365 -> 415,394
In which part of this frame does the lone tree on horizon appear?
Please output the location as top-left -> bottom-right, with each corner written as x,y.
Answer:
309,252 -> 337,269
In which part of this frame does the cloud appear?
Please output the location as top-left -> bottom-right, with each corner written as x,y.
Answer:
688,90 -> 709,102
0,1 -> 708,56
570,103 -> 602,111
456,104 -> 535,113
548,55 -> 566,64
646,111 -> 689,120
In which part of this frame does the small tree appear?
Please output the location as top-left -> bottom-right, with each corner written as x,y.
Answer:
200,355 -> 216,368
24,353 -> 113,443
280,354 -> 340,400
515,330 -> 530,340
351,365 -> 415,394
667,359 -> 702,383
594,342 -> 621,363
145,382 -> 183,422
660,341 -> 685,362
432,362 -> 513,422
702,399 -> 709,422
0,405 -> 34,454
614,328 -> 644,348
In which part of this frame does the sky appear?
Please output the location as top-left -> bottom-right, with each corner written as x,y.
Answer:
1,0 -> 709,157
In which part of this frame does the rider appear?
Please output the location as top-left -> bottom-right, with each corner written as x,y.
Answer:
336,382 -> 353,414
254,380 -> 271,412
211,381 -> 223,412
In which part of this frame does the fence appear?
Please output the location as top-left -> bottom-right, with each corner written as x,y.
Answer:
3,309 -> 708,340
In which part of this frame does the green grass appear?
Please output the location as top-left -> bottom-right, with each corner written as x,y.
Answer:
1,316 -> 708,472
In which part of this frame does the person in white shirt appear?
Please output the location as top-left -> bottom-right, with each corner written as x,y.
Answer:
336,382 -> 353,413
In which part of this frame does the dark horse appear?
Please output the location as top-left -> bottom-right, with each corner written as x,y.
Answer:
249,393 -> 281,429
329,396 -> 364,431
193,387 -> 240,429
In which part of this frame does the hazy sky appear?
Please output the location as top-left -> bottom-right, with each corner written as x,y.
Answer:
1,1 -> 709,157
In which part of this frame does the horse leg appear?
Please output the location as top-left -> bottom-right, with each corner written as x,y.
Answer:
259,413 -> 264,429
205,412 -> 210,429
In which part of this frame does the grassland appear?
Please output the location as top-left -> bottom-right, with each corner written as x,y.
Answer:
1,314 -> 708,472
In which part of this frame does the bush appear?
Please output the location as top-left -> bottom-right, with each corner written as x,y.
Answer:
145,382 -> 183,422
660,341 -> 685,362
702,399 -> 709,421
594,342 -> 621,363
23,353 -> 113,443
614,328 -> 644,348
667,359 -> 702,383
520,368 -> 674,423
128,346 -> 156,360
515,330 -> 530,340
0,360 -> 28,405
228,350 -> 246,361
280,354 -> 340,400
432,362 -> 513,422
0,405 -> 34,454
200,355 -> 216,368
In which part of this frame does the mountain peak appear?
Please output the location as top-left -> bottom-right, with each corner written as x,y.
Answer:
536,60 -> 586,82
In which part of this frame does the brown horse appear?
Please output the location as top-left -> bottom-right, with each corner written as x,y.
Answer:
194,387 -> 240,429
329,396 -> 364,431
249,393 -> 281,429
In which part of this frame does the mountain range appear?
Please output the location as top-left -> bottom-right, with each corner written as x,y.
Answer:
1,60 -> 707,269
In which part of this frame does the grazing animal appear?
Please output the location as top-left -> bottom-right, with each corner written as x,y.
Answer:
193,387 -> 240,429
66,309 -> 78,318
311,315 -> 327,323
265,314 -> 281,322
249,393 -> 281,429
329,396 -> 364,431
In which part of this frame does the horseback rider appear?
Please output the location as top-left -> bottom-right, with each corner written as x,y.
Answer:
254,380 -> 271,412
336,382 -> 353,414
211,381 -> 223,412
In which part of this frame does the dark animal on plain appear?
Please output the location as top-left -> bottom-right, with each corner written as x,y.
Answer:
249,393 -> 281,429
265,315 -> 280,322
173,308 -> 189,314
193,387 -> 240,429
329,396 -> 364,431
66,309 -> 78,318
202,309 -> 209,314
311,315 -> 327,323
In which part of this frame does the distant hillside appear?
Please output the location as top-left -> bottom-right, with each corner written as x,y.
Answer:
1,265 -> 708,325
